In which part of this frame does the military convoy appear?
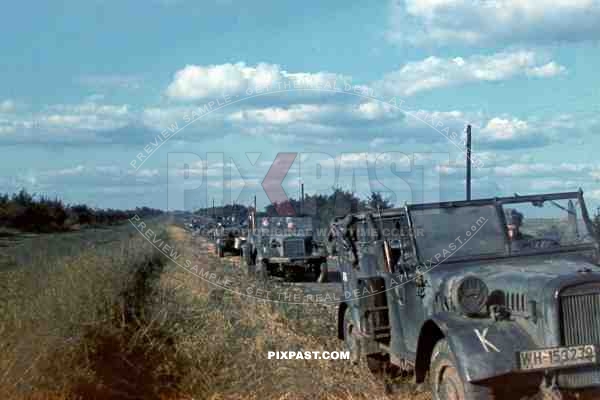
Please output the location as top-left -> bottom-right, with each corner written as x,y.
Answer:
196,188 -> 600,399
331,190 -> 600,400
204,215 -> 328,282
242,216 -> 328,282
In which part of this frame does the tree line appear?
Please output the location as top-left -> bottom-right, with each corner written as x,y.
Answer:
0,189 -> 163,233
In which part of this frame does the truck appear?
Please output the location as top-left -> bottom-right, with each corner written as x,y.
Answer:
334,190 -> 600,400
242,216 -> 328,282
212,223 -> 246,258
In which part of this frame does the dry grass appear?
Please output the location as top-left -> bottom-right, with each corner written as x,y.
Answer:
1,222 -> 429,399
159,226 -> 419,400
0,221 -> 181,399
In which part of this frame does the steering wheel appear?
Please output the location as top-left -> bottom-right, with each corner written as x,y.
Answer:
524,238 -> 561,249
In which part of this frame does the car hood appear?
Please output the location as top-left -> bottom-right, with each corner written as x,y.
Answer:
430,251 -> 600,300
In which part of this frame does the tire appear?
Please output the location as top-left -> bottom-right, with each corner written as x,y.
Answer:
251,249 -> 257,266
218,247 -> 224,258
343,308 -> 389,377
430,339 -> 493,400
316,262 -> 328,283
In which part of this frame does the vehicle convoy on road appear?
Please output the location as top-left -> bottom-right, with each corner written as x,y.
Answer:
242,216 -> 328,281
333,190 -> 600,400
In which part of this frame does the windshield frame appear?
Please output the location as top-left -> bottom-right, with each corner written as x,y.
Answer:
406,190 -> 598,265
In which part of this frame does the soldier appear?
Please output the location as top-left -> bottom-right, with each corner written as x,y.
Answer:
507,209 -> 529,241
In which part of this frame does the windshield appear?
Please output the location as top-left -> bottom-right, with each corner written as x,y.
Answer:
410,205 -> 506,263
410,196 -> 596,263
503,198 -> 594,253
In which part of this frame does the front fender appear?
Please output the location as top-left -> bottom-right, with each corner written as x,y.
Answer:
428,313 -> 537,383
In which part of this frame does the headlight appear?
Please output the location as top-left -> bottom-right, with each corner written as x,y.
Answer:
452,276 -> 489,316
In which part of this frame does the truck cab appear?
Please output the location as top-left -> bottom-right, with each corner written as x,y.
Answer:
243,216 -> 327,281
335,190 -> 600,400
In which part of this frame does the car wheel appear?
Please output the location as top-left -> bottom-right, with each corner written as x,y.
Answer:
430,339 -> 493,400
343,307 -> 360,364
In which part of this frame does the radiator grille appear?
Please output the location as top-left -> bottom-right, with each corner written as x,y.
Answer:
558,283 -> 600,388
283,238 -> 305,258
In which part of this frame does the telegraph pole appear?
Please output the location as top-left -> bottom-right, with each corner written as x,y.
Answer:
301,183 -> 304,216
466,124 -> 472,201
251,195 -> 257,230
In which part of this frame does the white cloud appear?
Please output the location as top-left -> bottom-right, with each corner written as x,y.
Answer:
0,99 -> 16,113
493,162 -> 592,177
389,0 -> 600,46
21,102 -> 134,132
587,190 -> 600,200
228,104 -> 334,125
369,137 -> 388,148
354,101 -> 400,120
376,51 -> 566,96
481,117 -> 530,141
214,88 -> 600,152
0,125 -> 16,135
530,179 -> 579,191
58,165 -> 86,176
40,165 -> 87,177
436,165 -> 459,175
315,152 -> 412,170
129,169 -> 159,178
227,101 -> 404,132
526,62 -> 567,78
165,62 -> 348,100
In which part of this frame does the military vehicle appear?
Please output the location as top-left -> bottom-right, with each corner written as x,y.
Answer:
212,223 -> 246,258
242,216 -> 327,281
334,190 -> 600,400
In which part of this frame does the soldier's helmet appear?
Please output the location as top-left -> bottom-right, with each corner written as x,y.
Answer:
510,209 -> 524,227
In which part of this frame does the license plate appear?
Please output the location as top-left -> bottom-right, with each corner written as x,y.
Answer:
518,345 -> 597,371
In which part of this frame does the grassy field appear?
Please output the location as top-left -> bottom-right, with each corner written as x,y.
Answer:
0,219 -> 186,398
1,219 -> 405,399
0,223 -> 145,271
10,219 -> 600,399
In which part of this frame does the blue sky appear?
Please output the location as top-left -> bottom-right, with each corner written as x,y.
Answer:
1,0 -> 600,212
